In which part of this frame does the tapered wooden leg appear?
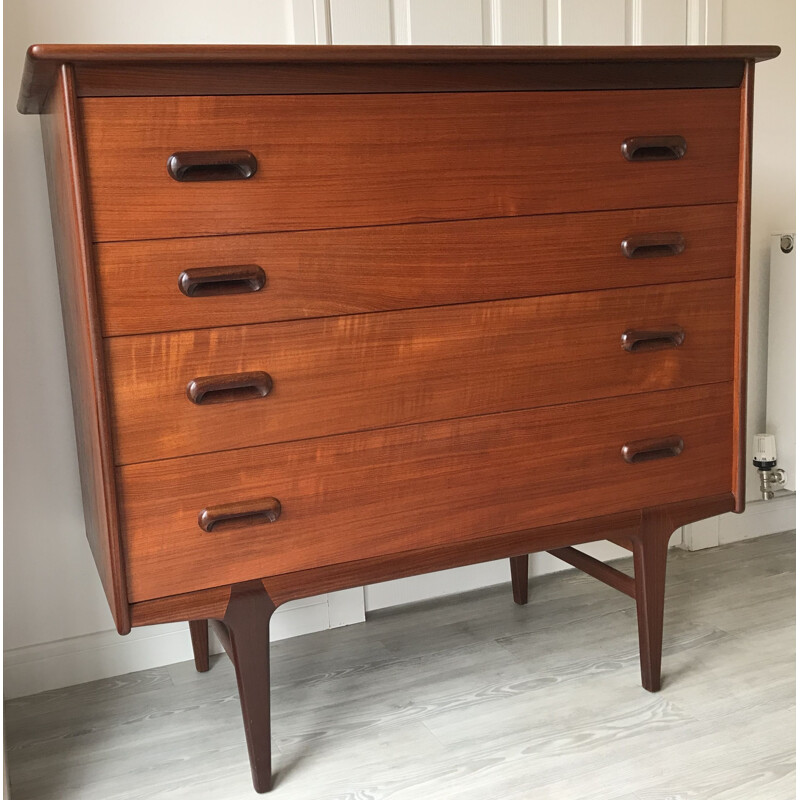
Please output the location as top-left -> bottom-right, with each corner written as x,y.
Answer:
188,619 -> 210,672
510,554 -> 529,605
213,580 -> 277,793
631,510 -> 674,692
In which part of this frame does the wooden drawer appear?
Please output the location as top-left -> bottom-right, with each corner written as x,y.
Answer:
95,204 -> 737,337
106,279 -> 734,465
81,89 -> 740,242
118,383 -> 733,601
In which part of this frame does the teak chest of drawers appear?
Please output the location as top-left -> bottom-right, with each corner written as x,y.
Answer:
19,43 -> 779,793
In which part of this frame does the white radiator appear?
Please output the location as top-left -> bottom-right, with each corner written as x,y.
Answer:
765,233 -> 796,491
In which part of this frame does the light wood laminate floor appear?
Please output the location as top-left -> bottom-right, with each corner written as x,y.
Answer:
5,532 -> 795,800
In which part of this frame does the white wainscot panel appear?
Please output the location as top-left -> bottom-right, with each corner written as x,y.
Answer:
558,0 -> 626,45
639,0 -> 687,44
329,0 -> 392,44
400,0 -> 485,45
493,0 -> 545,45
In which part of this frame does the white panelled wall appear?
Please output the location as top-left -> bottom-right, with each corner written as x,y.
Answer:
296,0 -> 713,46
3,0 -> 794,697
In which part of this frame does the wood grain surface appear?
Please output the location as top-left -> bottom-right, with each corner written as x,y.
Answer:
39,66 -> 130,632
80,89 -> 741,242
94,204 -> 737,336
129,509 -> 645,626
23,43 -> 783,67
128,494 -> 736,626
72,61 -> 748,111
117,384 -> 733,601
18,44 -> 780,114
733,62 -> 755,512
106,279 -> 734,465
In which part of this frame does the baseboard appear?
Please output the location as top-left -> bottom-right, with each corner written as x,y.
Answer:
718,493 -> 796,544
682,493 -> 795,550
3,595 -> 330,700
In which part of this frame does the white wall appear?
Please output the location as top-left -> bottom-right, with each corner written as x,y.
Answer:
4,0 -> 794,697
721,0 -> 796,503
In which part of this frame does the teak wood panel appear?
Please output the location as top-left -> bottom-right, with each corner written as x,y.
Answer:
129,493 -> 739,627
106,279 -> 734,465
733,62 -> 754,512
94,204 -> 737,337
18,45 -> 780,116
118,383 -> 733,601
71,62 -> 747,110
80,90 -> 741,242
39,66 -> 130,633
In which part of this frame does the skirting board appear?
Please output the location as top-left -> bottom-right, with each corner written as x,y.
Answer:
681,493 -> 795,550
3,592 -> 354,700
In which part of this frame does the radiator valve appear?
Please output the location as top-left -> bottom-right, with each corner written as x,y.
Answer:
753,433 -> 786,500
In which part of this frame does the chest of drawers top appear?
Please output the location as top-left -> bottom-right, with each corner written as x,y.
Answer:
19,43 -> 779,111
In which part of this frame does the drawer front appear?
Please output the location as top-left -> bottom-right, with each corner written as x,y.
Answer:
106,279 -> 734,465
95,204 -> 736,337
119,384 -> 733,601
81,89 -> 740,242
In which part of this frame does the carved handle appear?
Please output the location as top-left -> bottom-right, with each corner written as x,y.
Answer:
167,150 -> 257,182
621,436 -> 684,464
186,371 -> 273,405
621,233 -> 686,259
621,327 -> 685,353
198,498 -> 282,532
178,265 -> 267,298
621,136 -> 687,162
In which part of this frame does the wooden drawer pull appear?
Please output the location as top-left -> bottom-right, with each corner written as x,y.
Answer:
621,327 -> 685,353
178,265 -> 266,298
186,371 -> 273,405
167,150 -> 257,182
621,136 -> 687,162
621,233 -> 686,259
621,436 -> 684,464
198,498 -> 281,532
